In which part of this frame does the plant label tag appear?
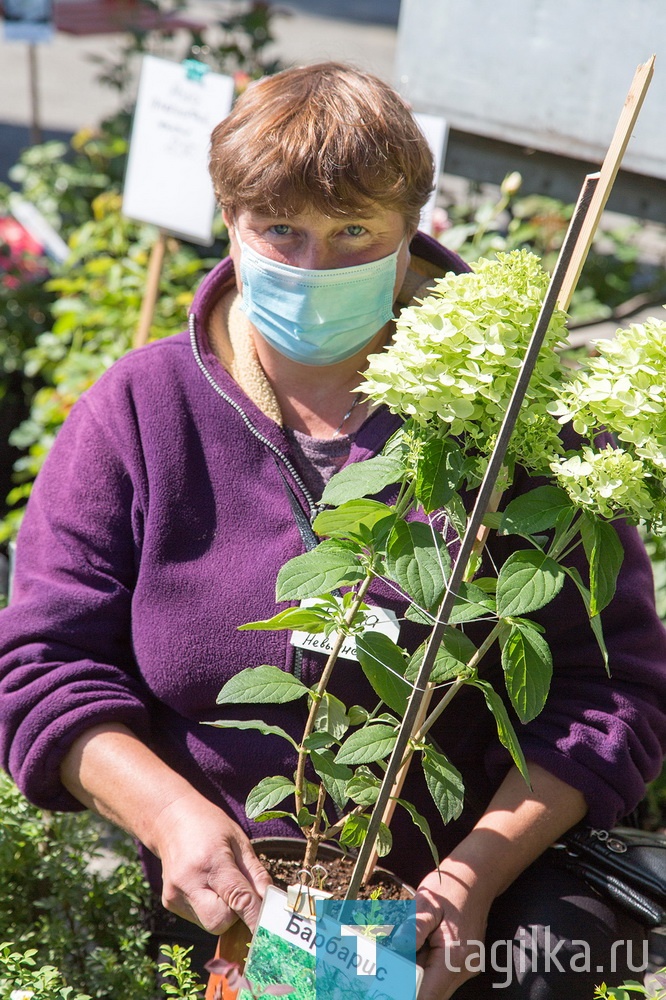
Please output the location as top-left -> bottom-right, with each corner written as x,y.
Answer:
240,886 -> 421,999
290,599 -> 400,662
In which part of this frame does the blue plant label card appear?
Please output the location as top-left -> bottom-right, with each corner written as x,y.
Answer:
239,886 -> 421,1000
315,897 -> 421,1000
291,599 -> 400,662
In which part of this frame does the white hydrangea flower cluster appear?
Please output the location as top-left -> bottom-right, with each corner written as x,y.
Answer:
550,313 -> 666,469
552,445 -> 656,521
360,250 -> 568,474
550,312 -> 666,525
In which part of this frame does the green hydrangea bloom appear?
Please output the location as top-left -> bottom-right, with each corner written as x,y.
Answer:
550,311 -> 666,474
551,444 -> 661,523
360,250 -> 568,476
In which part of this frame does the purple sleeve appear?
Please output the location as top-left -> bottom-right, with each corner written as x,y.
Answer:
0,394 -> 152,810
486,505 -> 666,828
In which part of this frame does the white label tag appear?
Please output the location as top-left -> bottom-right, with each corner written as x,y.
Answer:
290,599 -> 400,662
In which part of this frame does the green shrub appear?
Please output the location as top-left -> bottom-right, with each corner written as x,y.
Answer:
0,771 -> 155,999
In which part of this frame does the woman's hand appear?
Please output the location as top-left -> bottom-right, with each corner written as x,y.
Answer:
413,862 -> 494,1000
60,722 -> 272,934
153,788 -> 272,934
402,763 -> 588,998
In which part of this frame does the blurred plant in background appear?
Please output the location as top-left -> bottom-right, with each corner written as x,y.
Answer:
0,766 -> 211,996
0,0 -> 284,540
0,770 -> 155,999
434,171 -> 666,328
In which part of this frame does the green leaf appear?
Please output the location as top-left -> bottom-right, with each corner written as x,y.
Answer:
345,766 -> 381,806
335,724 -> 397,766
296,808 -> 317,827
564,566 -> 610,675
356,632 -> 411,715
239,606 -> 330,633
216,665 -> 309,706
314,693 -> 350,740
501,623 -> 553,723
415,437 -> 465,512
340,813 -> 369,848
339,815 -> 392,857
404,602 -> 434,626
313,500 -> 395,543
406,628 -> 476,684
205,719 -> 299,749
322,455 -> 405,505
303,731 -> 337,750
385,519 -> 450,609
395,797 -> 440,867
301,779 -> 320,805
376,821 -> 393,858
496,550 -> 565,617
500,486 -> 573,537
253,809 -> 298,823
444,493 -> 467,539
421,745 -> 465,824
310,750 -> 353,812
452,582 -> 497,627
348,705 -> 370,726
471,679 -> 530,784
580,515 -> 624,616
276,540 -> 364,601
246,776 -> 296,820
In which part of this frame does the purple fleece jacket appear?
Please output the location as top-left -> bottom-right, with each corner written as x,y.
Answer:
2,232 -> 666,891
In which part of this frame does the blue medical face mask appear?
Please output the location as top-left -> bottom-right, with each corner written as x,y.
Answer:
237,238 -> 402,366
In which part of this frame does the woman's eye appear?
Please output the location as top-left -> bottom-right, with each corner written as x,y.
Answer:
270,224 -> 292,236
345,225 -> 366,237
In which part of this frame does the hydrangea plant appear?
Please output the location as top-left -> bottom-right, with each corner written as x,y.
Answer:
210,250 -> 666,878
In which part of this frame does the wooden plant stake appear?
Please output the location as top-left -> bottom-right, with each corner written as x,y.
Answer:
346,56 -> 656,900
134,229 -> 167,349
557,56 -> 655,312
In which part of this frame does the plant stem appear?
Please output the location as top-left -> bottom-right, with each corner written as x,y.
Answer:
394,481 -> 416,520
294,574 -> 374,819
358,620 -> 504,885
302,782 -> 328,868
406,621 -> 504,751
548,511 -> 583,561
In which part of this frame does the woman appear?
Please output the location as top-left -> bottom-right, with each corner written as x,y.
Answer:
1,63 -> 666,1000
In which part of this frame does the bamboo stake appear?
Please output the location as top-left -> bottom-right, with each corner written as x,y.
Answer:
134,230 -> 167,349
344,171 -> 599,902
346,56 -> 655,901
557,56 -> 655,312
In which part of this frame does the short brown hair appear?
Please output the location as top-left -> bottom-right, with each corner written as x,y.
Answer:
208,62 -> 434,227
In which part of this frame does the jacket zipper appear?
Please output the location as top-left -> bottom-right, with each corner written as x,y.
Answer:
188,315 -> 320,522
189,314 -> 319,681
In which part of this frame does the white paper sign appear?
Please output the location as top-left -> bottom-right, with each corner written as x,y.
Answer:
414,112 -> 449,236
122,55 -> 234,245
291,599 -> 400,662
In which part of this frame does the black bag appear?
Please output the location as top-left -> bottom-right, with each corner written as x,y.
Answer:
550,826 -> 666,928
